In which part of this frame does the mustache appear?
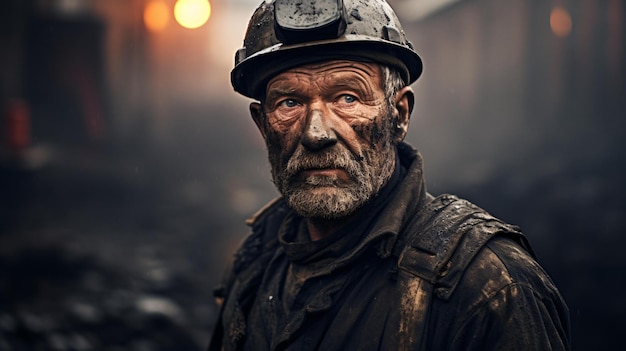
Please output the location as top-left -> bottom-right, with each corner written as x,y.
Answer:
285,146 -> 362,179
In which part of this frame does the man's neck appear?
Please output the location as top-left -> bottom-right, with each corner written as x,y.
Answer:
306,213 -> 357,241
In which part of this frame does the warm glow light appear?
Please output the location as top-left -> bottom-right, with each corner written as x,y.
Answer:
550,6 -> 572,38
144,0 -> 170,32
174,0 -> 211,29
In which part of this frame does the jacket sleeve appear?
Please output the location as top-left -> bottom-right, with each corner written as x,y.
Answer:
437,238 -> 571,350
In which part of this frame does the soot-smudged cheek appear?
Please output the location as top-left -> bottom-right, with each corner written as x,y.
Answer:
351,120 -> 387,148
265,126 -> 300,163
350,122 -> 371,143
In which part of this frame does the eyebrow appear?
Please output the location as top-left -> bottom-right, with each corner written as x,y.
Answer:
265,85 -> 299,104
326,76 -> 375,97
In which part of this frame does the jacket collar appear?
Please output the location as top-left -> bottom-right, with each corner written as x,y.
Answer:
359,142 -> 429,259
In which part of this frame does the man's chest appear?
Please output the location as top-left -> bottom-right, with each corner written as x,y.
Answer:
243,254 -> 404,351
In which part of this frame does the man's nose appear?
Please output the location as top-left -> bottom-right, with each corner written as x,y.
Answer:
301,109 -> 337,150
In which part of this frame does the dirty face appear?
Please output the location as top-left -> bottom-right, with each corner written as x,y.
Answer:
251,60 -> 405,219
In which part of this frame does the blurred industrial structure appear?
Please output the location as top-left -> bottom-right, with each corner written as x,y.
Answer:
0,0 -> 624,349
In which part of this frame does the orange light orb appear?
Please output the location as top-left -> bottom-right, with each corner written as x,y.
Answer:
174,0 -> 211,29
550,6 -> 573,38
144,0 -> 170,32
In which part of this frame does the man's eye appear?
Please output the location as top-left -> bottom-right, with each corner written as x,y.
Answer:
341,95 -> 357,104
279,99 -> 299,108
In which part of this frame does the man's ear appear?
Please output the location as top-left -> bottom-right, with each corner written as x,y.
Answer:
250,102 -> 267,139
393,86 -> 414,142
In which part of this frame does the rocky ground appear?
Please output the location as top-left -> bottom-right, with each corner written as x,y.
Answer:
0,142 -> 247,351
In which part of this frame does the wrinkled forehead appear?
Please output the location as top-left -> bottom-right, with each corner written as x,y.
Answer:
265,59 -> 383,94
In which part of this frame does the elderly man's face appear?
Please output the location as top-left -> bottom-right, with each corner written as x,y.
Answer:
250,60 -> 407,219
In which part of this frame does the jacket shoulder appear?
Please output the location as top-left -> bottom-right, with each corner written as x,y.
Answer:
215,197 -> 289,300
454,236 -> 561,306
398,194 -> 532,299
437,237 -> 570,349
234,197 -> 289,273
402,195 -> 570,349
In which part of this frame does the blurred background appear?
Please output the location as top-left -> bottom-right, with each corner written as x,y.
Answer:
0,0 -> 623,349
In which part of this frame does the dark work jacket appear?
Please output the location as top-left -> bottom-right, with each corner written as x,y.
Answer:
209,143 -> 570,351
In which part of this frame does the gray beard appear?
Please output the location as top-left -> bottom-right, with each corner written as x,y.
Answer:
270,139 -> 397,220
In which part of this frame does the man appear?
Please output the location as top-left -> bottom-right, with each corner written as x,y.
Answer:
210,0 -> 570,350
